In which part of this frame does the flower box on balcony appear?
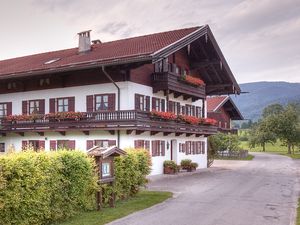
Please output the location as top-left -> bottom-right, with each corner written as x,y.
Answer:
179,75 -> 205,87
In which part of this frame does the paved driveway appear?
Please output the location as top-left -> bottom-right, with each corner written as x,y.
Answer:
109,153 -> 300,225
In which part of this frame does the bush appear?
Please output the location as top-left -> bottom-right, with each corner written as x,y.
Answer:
180,159 -> 192,169
191,162 -> 198,169
100,148 -> 151,205
0,150 -> 97,225
163,160 -> 177,170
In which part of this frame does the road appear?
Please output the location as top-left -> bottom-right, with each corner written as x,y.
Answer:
108,153 -> 300,225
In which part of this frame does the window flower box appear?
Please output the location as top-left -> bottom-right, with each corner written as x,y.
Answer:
150,111 -> 177,121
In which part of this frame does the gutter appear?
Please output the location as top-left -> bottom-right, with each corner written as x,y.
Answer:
101,66 -> 121,148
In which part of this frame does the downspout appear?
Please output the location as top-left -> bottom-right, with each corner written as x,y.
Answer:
101,66 -> 120,148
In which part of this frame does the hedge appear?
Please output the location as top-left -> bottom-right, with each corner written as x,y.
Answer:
0,150 -> 98,225
100,148 -> 152,204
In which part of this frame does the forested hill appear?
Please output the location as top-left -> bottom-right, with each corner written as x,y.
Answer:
231,81 -> 300,121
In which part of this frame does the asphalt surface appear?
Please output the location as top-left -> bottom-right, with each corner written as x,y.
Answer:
108,153 -> 300,225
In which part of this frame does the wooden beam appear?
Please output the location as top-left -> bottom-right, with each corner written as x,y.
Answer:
175,133 -> 183,136
190,60 -> 220,69
82,131 -> 90,135
163,132 -> 171,136
151,131 -> 159,136
186,133 -> 193,137
58,131 -> 66,136
108,130 -> 115,135
16,132 -> 24,137
126,130 -> 134,135
136,130 -> 145,135
37,132 -> 44,136
173,92 -> 181,99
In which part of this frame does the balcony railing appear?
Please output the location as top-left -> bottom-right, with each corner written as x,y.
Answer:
152,72 -> 206,99
0,110 -> 217,136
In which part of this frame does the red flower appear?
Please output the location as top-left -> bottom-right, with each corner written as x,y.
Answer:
204,118 -> 217,125
181,75 -> 205,86
151,111 -> 177,120
178,115 -> 201,125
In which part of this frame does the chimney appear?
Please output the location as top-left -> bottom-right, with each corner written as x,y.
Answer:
78,30 -> 91,53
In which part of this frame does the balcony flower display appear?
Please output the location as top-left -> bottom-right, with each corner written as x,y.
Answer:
180,75 -> 205,87
178,115 -> 200,125
151,110 -> 177,121
5,114 -> 44,122
45,112 -> 85,121
203,118 -> 218,126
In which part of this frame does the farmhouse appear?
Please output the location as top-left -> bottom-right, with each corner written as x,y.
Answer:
0,25 -> 240,174
207,96 -> 243,134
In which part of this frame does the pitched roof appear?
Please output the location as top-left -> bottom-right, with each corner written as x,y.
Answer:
207,96 -> 243,120
0,27 -> 200,78
207,96 -> 228,112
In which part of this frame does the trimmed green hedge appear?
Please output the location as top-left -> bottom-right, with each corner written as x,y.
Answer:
0,150 -> 98,225
101,148 -> 152,204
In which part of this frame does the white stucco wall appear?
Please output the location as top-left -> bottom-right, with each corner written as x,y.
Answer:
0,81 -> 208,175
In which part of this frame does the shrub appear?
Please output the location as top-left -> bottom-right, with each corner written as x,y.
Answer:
0,150 -> 97,225
100,148 -> 151,205
180,159 -> 192,169
191,162 -> 198,169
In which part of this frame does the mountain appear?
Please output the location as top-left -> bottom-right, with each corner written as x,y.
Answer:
231,81 -> 300,121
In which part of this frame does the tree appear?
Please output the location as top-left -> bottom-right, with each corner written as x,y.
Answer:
262,103 -> 284,118
248,119 -> 277,151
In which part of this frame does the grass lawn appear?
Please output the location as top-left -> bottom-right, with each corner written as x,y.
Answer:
215,154 -> 255,161
240,141 -> 300,159
54,191 -> 172,225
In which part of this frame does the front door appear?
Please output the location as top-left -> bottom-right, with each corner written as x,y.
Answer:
170,139 -> 177,164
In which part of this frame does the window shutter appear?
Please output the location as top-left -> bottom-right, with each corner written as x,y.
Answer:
134,140 -> 139,148
135,94 -> 140,110
152,97 -> 157,110
192,106 -> 196,116
39,99 -> 45,114
177,102 -> 181,115
22,140 -> 28,150
7,102 -> 12,116
145,140 -> 150,150
196,107 -> 201,118
202,142 -> 205,154
151,140 -> 156,157
161,99 -> 165,112
108,94 -> 116,111
39,140 -> 45,150
86,95 -> 94,112
22,101 -> 28,115
68,97 -> 75,112
161,141 -> 165,156
50,140 -> 57,151
168,101 -> 173,113
68,140 -> 76,150
108,140 -> 116,146
49,98 -> 56,113
182,143 -> 186,153
86,140 -> 94,150
145,96 -> 150,111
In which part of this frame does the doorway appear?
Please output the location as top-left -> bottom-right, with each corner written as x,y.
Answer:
170,139 -> 178,164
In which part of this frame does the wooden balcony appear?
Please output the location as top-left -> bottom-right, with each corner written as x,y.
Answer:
152,72 -> 206,100
0,110 -> 217,136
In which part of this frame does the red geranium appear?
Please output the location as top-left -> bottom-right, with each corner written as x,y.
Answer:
204,118 -> 217,125
181,75 -> 205,86
178,115 -> 201,125
151,111 -> 177,120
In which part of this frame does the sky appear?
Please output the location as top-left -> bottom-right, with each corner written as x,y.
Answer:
0,0 -> 299,84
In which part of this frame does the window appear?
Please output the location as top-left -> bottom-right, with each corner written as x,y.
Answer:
57,98 -> 69,112
102,162 -> 111,177
39,78 -> 50,86
7,82 -> 17,90
86,140 -> 116,150
135,94 -> 150,111
0,143 -> 5,152
183,141 -> 205,155
152,97 -> 165,112
29,100 -> 40,114
134,140 -> 150,150
0,103 -> 7,117
185,105 -> 192,116
95,95 -> 109,111
196,106 -> 202,118
50,140 -> 76,150
151,140 -> 165,157
22,140 -> 45,152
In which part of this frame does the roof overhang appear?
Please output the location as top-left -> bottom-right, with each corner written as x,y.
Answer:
212,96 -> 244,120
